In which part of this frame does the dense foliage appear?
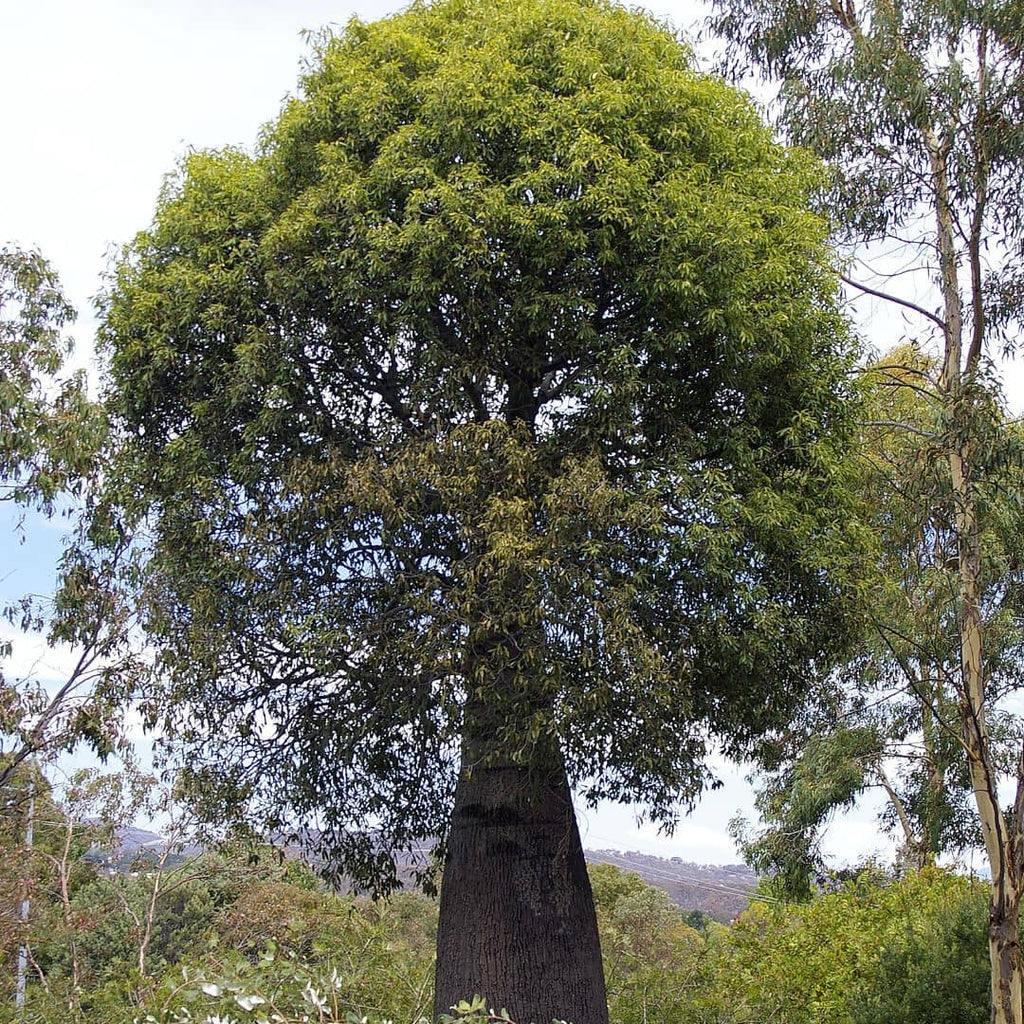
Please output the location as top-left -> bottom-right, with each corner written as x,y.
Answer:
0,247 -> 102,510
99,0 -> 866,895
95,2 -> 877,1014
0,826 -> 991,1024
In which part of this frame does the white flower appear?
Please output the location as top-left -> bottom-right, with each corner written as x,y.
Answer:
301,982 -> 327,1010
235,993 -> 268,1011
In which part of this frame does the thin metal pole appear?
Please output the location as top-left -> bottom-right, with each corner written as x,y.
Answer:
15,763 -> 35,1016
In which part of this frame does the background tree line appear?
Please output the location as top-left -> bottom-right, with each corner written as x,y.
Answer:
0,764 -> 997,1024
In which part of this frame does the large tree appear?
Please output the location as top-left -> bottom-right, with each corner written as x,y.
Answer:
98,1 -> 866,1019
709,0 -> 1024,1017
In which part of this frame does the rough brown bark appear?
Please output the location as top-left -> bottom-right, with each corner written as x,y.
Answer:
434,729 -> 607,1024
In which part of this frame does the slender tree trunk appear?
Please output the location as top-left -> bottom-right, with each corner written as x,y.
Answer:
920,665 -> 943,866
138,851 -> 167,982
954,454 -> 1024,1024
435,716 -> 607,1024
921,120 -> 1024,1022
876,767 -> 920,865
943,362 -> 1024,1024
58,818 -> 81,1005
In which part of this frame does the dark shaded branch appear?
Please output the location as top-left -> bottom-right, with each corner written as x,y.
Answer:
841,274 -> 948,330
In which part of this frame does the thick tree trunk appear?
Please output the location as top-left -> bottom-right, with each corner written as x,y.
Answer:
434,731 -> 607,1024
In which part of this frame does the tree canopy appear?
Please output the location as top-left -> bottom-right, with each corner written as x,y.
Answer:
101,0 -> 864,892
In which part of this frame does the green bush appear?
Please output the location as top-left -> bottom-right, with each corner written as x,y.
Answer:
848,881 -> 989,1024
137,884 -> 436,1024
710,868 -> 990,1024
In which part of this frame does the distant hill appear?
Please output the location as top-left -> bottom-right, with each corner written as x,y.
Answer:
584,849 -> 758,922
106,828 -> 757,921
117,825 -> 166,854
88,826 -> 198,872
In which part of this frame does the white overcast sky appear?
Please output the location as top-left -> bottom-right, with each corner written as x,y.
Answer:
5,0 -> 1015,869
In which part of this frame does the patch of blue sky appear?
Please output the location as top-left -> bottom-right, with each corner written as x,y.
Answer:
1,503 -> 76,606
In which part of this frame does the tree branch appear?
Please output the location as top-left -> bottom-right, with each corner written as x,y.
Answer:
860,419 -> 939,440
841,274 -> 948,331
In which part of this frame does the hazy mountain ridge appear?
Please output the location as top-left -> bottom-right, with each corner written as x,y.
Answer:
584,849 -> 758,922
108,828 -> 757,921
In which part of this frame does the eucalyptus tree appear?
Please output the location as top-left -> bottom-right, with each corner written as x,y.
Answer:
734,349 -> 1024,897
709,0 -> 1024,1016
98,0 -> 867,1019
0,248 -> 121,788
